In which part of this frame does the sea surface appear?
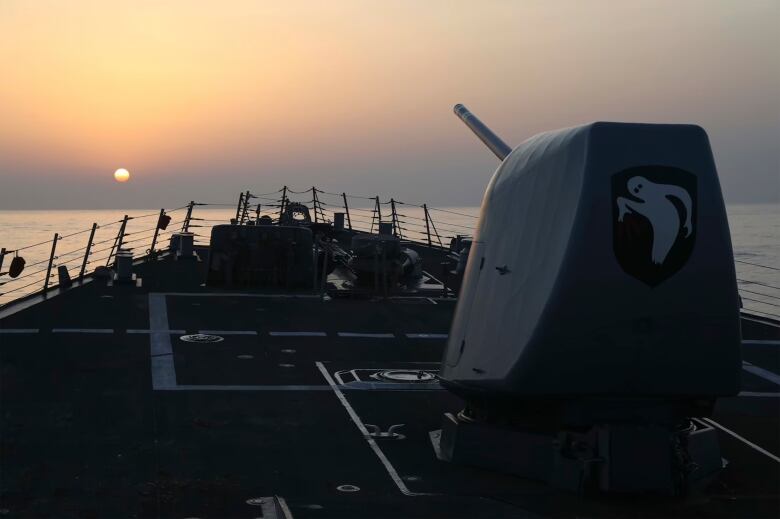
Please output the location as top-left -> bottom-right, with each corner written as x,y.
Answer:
0,204 -> 777,318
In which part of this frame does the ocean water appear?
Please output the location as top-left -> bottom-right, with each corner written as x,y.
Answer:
0,204 -> 777,318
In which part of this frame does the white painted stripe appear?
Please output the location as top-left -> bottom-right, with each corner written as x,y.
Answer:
743,339 -> 780,346
426,297 -> 438,305
127,329 -> 186,334
269,331 -> 327,337
162,292 -> 320,299
164,384 -> 332,391
0,328 -> 38,333
702,417 -> 780,464
52,328 -> 113,334
276,496 -> 294,519
316,361 -> 435,497
338,332 -> 395,338
405,333 -> 448,339
198,330 -> 257,335
739,391 -> 780,398
742,361 -> 780,386
149,294 -> 177,389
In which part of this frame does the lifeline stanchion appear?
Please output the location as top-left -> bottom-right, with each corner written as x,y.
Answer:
43,233 -> 59,291
79,223 -> 97,280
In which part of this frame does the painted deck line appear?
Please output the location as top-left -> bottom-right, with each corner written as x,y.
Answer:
269,331 -> 328,337
405,333 -> 448,339
338,332 -> 395,338
163,292 -> 320,299
316,361 -> 435,497
52,328 -> 113,334
163,384 -> 332,391
739,391 -> 780,398
743,339 -> 780,346
277,496 -> 294,519
127,329 -> 186,334
703,417 -> 780,464
198,330 -> 258,335
742,361 -> 780,386
0,328 -> 39,333
149,294 -> 177,389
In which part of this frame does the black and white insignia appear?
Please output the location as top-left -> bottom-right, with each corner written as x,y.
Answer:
612,166 -> 697,286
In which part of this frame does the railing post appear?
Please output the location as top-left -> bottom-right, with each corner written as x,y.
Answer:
242,191 -> 251,224
149,210 -> 165,258
44,233 -> 58,291
311,187 -> 318,223
427,209 -> 443,248
79,223 -> 97,280
370,196 -> 381,233
182,201 -> 195,232
106,215 -> 129,266
423,204 -> 432,246
342,193 -> 352,230
235,192 -> 245,223
390,198 -> 402,238
0,247 -> 6,276
279,186 -> 288,222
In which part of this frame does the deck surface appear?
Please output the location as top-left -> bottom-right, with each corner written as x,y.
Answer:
1,256 -> 779,518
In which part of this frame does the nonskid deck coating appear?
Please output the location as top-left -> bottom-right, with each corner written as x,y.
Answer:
0,255 -> 779,518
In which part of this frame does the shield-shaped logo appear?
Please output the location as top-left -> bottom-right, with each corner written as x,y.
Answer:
612,166 -> 697,286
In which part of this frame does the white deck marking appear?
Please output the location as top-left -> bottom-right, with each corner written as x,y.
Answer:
52,328 -> 113,333
127,329 -> 186,334
742,361 -> 780,386
316,361 -> 435,497
702,418 -> 780,464
276,496 -> 294,519
405,333 -> 448,339
165,384 -> 332,391
0,329 -> 39,333
269,331 -> 327,337
162,292 -> 320,299
739,391 -> 780,398
198,330 -> 257,335
149,294 -> 177,389
337,332 -> 395,339
743,339 -> 780,346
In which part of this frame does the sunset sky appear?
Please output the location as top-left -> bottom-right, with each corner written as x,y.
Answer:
1,0 -> 778,209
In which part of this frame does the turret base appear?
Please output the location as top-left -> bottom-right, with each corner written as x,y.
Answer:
430,412 -> 723,495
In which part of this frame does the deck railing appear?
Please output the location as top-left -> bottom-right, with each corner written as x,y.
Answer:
1,186 -> 778,323
0,187 -> 475,307
0,204 -> 192,306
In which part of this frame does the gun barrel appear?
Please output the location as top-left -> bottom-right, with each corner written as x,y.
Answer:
453,104 -> 512,161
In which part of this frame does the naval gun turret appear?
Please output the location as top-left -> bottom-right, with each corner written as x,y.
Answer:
434,105 -> 741,495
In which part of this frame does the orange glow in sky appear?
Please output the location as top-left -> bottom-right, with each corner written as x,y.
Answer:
1,0 -> 777,208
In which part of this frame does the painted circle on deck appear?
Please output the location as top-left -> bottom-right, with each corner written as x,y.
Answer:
336,484 -> 360,493
376,369 -> 435,382
179,334 -> 224,343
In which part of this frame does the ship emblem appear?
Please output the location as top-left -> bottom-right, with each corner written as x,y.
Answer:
612,166 -> 697,286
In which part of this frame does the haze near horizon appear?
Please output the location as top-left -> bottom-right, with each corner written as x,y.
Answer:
1,0 -> 778,209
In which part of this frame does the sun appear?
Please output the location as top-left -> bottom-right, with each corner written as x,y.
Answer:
114,168 -> 130,182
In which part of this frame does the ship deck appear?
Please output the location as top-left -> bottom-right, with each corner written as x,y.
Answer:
1,253 -> 779,518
